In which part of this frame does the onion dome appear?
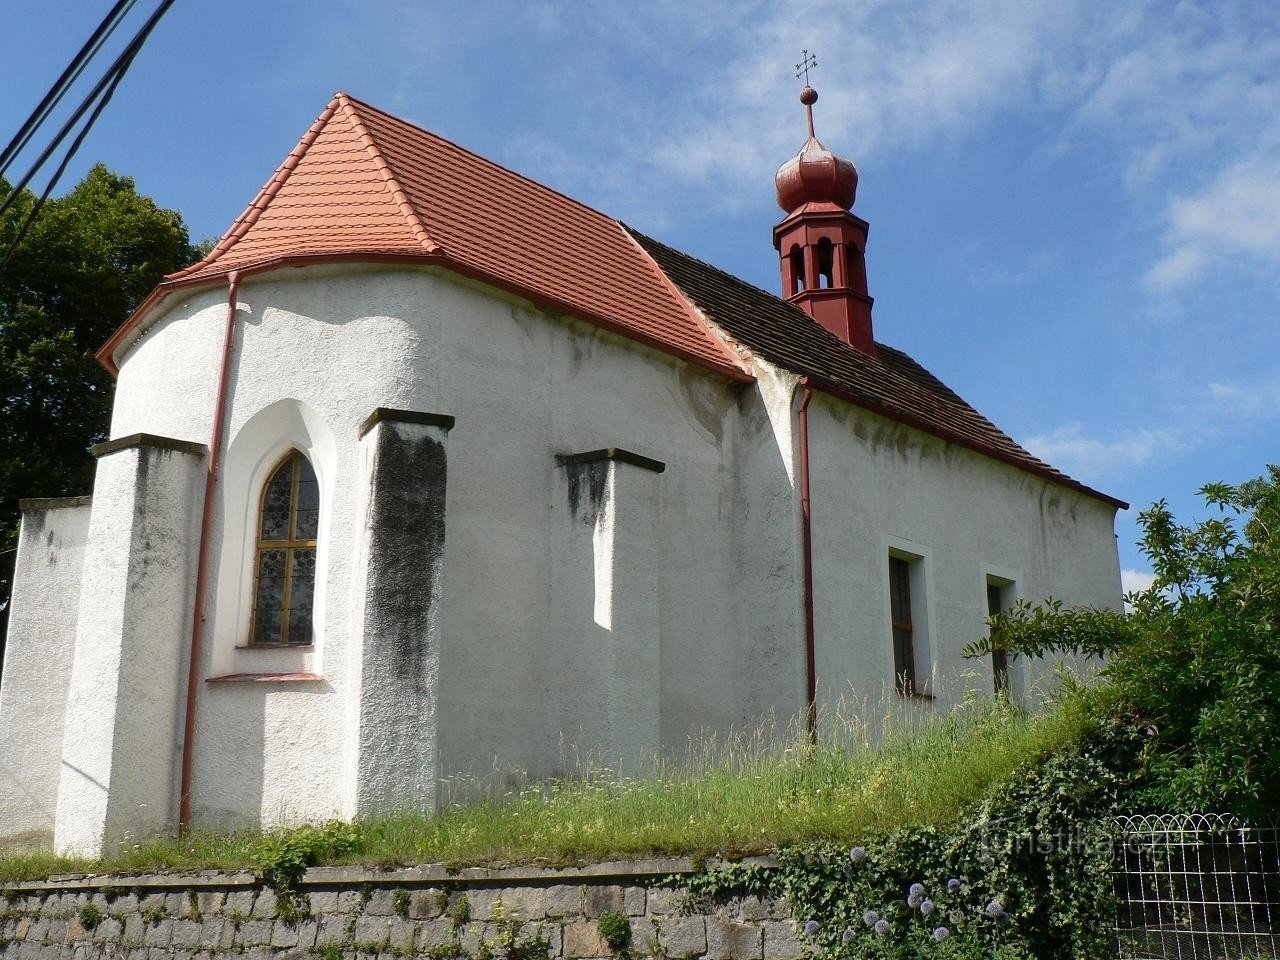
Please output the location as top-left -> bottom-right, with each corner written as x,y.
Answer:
775,85 -> 858,213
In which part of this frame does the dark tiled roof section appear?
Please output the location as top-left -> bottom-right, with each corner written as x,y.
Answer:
628,228 -> 1126,509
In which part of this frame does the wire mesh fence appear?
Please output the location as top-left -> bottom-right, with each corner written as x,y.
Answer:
1113,814 -> 1280,959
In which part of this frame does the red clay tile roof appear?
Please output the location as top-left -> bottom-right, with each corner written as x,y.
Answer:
629,229 -> 1126,509
146,92 -> 747,381
101,91 -> 1121,508
168,97 -> 439,280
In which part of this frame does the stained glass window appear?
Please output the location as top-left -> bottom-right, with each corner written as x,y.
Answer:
249,451 -> 318,645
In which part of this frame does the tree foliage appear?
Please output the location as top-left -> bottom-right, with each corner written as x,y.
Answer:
0,165 -> 195,653
965,466 -> 1280,819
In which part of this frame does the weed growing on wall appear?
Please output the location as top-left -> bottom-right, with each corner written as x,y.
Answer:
596,910 -> 632,952
77,903 -> 102,931
392,887 -> 410,918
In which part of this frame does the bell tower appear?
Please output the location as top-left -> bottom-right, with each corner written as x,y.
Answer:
773,68 -> 875,354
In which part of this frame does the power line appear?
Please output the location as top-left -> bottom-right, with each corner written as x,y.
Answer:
0,0 -> 139,179
0,0 -> 178,264
0,0 -> 177,219
0,45 -> 138,270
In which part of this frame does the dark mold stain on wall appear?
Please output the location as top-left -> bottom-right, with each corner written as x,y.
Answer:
678,367 -> 736,444
364,425 -> 448,697
564,460 -> 609,526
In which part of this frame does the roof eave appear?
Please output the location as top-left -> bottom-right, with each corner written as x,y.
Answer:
801,374 -> 1129,511
96,252 -> 756,385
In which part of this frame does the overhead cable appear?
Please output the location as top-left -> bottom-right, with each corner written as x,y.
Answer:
0,0 -> 178,220
0,0 -> 178,266
0,0 -> 140,178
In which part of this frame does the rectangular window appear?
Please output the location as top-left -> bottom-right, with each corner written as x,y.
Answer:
889,555 -> 917,696
986,579 -> 1012,695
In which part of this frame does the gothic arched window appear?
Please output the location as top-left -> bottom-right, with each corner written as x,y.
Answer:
249,450 -> 318,646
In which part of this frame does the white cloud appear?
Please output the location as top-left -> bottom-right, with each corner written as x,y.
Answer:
648,0 -> 1081,186
1021,421 -> 1187,482
631,0 -> 1280,288
1120,568 -> 1156,611
1121,569 -> 1155,594
1024,374 -> 1280,489
1205,377 -> 1280,419
305,0 -> 1280,291
1147,158 -> 1280,289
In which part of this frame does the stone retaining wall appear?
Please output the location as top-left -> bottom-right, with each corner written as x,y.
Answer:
0,859 -> 804,960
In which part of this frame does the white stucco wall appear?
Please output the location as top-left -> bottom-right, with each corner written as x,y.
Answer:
0,499 -> 91,848
54,439 -> 205,856
108,263 -> 794,828
549,453 -> 664,769
800,387 -> 1121,714
94,260 -> 1120,838
351,415 -> 450,816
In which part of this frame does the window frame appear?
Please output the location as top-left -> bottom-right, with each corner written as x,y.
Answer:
986,581 -> 1010,695
888,555 -> 917,696
247,448 -> 319,648
882,538 -> 935,700
981,565 -> 1021,701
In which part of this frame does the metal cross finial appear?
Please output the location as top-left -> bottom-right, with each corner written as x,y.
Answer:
795,50 -> 817,86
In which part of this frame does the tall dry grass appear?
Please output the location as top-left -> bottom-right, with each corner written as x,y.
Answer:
0,680 -> 1098,881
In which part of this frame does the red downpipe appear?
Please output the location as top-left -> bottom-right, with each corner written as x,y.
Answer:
798,378 -> 817,743
178,270 -> 241,835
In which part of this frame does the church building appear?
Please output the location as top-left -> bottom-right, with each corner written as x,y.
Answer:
0,84 -> 1124,857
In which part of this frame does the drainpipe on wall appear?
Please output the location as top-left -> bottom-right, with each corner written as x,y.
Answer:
178,270 -> 241,835
798,377 -> 817,744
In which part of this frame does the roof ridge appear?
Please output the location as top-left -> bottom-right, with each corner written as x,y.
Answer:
342,92 -> 623,229
167,97 -> 345,282
619,224 -> 752,377
334,92 -> 442,255
623,224 -> 823,327
627,225 -> 981,407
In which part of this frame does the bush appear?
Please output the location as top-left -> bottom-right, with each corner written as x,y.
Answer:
774,721 -> 1141,960
966,465 -> 1280,819
596,910 -> 631,952
78,903 -> 103,931
253,820 -> 363,889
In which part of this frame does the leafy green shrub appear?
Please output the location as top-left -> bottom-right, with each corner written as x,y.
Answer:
449,892 -> 471,928
691,722 -> 1141,960
596,910 -> 631,952
392,887 -> 410,918
967,466 -> 1280,818
253,820 -> 363,890
494,901 -> 553,960
78,903 -> 103,931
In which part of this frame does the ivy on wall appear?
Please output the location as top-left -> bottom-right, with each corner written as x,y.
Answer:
684,720 -> 1146,960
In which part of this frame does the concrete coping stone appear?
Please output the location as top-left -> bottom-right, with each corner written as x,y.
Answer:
301,855 -> 777,887
1,856 -> 778,894
90,433 -> 208,459
358,407 -> 456,438
7,871 -> 259,893
17,496 -> 92,511
555,448 -> 666,474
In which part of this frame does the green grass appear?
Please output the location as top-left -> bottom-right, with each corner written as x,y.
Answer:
0,686 -> 1097,883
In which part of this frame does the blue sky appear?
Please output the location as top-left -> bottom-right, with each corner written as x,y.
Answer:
4,1 -> 1278,587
